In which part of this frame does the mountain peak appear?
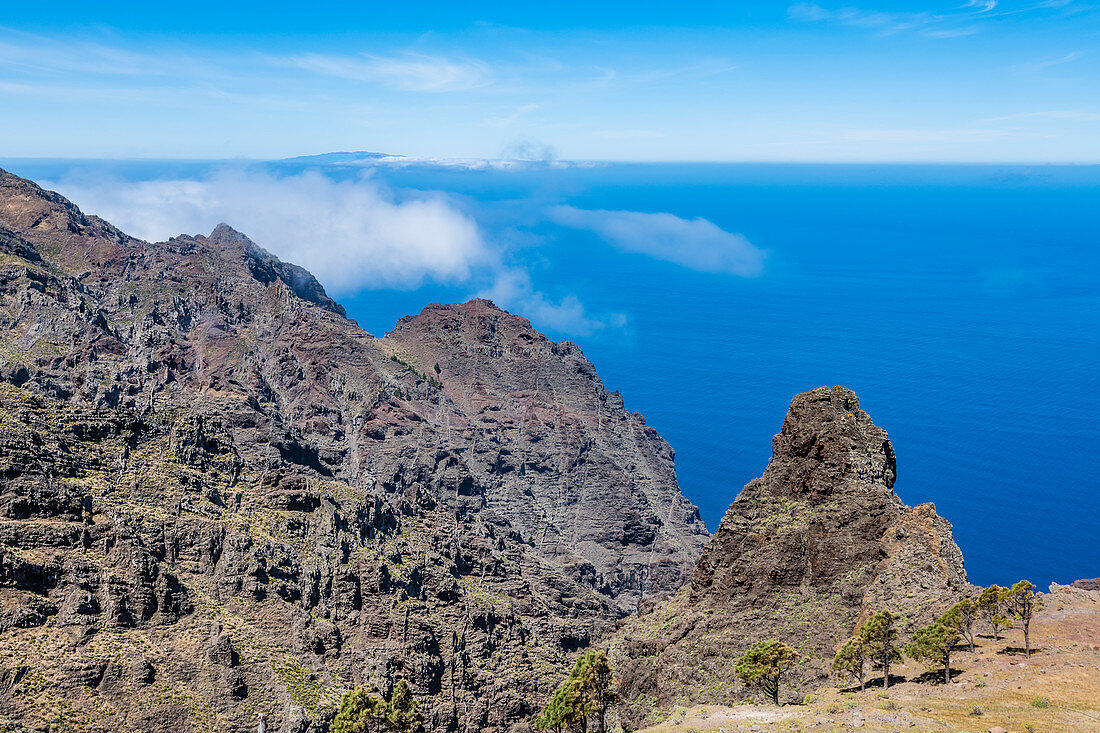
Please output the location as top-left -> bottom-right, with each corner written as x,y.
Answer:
768,385 -> 898,495
0,167 -> 85,235
690,385 -> 907,601
276,151 -> 399,165
198,222 -> 346,317
207,222 -> 251,245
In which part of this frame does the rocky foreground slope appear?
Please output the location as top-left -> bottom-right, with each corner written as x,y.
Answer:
0,169 -> 707,733
612,386 -> 972,728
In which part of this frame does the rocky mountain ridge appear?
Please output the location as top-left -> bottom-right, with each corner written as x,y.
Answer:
0,168 -> 1002,733
0,168 -> 707,733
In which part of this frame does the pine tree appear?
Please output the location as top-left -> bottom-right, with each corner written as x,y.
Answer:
534,649 -> 618,733
534,679 -> 585,733
734,640 -> 799,706
579,650 -> 617,733
905,623 -> 961,683
1005,580 -> 1042,658
977,585 -> 1010,641
332,687 -> 389,733
938,598 -> 978,652
832,636 -> 869,691
858,610 -> 903,690
386,681 -> 424,732
332,682 -> 423,733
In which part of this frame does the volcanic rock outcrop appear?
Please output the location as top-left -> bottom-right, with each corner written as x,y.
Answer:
0,169 -> 707,733
612,386 -> 970,726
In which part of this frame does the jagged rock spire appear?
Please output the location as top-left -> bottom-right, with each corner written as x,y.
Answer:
613,386 -> 970,724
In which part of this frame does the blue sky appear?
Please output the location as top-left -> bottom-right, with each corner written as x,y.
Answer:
2,1 -> 1099,161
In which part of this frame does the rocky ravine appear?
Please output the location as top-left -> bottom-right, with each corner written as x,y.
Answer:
0,169 -> 707,733
612,386 -> 972,729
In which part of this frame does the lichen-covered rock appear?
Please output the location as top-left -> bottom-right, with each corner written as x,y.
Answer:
612,386 -> 971,728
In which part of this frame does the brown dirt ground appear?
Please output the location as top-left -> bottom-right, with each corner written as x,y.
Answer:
636,584 -> 1100,733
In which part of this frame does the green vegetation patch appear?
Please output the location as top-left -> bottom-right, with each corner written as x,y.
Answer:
273,658 -> 343,717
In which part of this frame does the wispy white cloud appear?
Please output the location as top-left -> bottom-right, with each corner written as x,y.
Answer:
484,103 -> 540,128
984,109 -> 1100,122
288,52 -> 491,92
788,0 -> 1079,36
47,170 -> 488,292
477,268 -> 625,337
787,3 -> 933,34
843,126 -> 1014,142
924,26 -> 982,37
961,0 -> 999,12
547,206 -> 765,276
1024,50 -> 1084,69
0,32 -> 197,77
353,155 -> 587,170
593,129 -> 668,140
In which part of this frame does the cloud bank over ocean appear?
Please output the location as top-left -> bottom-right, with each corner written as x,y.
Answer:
477,268 -> 626,337
548,205 -> 764,276
48,170 -> 487,292
45,164 -> 769,336
42,166 -> 664,336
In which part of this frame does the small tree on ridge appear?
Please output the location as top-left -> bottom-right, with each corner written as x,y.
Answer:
332,687 -> 388,733
905,623 -> 961,684
535,649 -> 618,733
332,681 -> 423,733
832,636 -> 869,691
1005,580 -> 1042,658
386,681 -> 423,732
735,639 -> 799,706
977,585 -> 1010,641
858,610 -> 903,690
939,598 -> 978,652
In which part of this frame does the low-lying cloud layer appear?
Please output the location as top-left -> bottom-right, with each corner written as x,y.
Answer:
477,268 -> 625,337
548,205 -> 765,276
45,169 -> 762,338
49,170 -> 487,292
46,169 -> 622,336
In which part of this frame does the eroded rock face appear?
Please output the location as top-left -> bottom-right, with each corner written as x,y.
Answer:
0,169 -> 707,733
382,302 -> 707,608
613,386 -> 970,726
690,386 -> 903,606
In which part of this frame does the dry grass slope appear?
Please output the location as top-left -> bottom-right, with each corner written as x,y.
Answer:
635,584 -> 1100,733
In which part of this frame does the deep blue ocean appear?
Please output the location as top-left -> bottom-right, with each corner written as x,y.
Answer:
3,158 -> 1098,589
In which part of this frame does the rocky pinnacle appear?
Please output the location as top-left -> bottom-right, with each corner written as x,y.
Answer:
612,386 -> 970,724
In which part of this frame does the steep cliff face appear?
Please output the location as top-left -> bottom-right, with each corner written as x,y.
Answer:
382,302 -> 706,607
0,169 -> 707,733
613,387 -> 970,727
